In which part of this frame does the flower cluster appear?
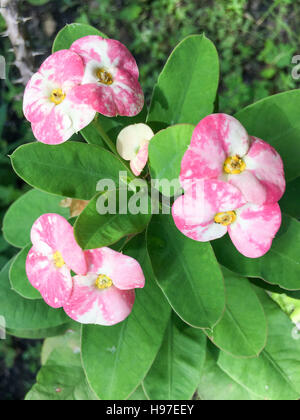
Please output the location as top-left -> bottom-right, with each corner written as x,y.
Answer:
172,114 -> 286,258
26,214 -> 145,325
23,36 -> 144,145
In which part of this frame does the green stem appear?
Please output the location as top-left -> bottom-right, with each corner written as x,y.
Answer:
93,118 -> 117,155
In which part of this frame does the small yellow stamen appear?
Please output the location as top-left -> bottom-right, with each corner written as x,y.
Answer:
50,89 -> 66,105
224,155 -> 246,175
214,211 -> 237,226
96,68 -> 114,85
53,251 -> 65,268
95,274 -> 113,290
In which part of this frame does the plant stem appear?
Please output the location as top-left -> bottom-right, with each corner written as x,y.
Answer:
93,118 -> 117,155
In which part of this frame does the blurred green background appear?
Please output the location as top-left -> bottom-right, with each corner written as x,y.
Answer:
0,0 -> 299,400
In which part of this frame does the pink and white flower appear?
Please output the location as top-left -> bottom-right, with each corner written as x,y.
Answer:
63,247 -> 145,326
70,36 -> 144,117
172,179 -> 282,258
23,50 -> 96,144
116,123 -> 154,176
26,214 -> 87,308
180,114 -> 286,205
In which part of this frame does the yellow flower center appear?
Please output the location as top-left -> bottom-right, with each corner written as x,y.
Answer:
50,89 -> 66,105
95,274 -> 113,290
96,68 -> 114,85
224,155 -> 246,175
53,251 -> 65,268
214,211 -> 237,226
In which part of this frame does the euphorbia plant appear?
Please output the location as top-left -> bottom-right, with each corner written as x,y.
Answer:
1,23 -> 300,401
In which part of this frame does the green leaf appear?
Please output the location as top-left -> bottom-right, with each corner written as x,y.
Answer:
3,189 -> 69,248
0,260 -> 69,331
11,142 -> 132,201
250,278 -> 300,300
148,35 -> 219,126
147,214 -> 225,329
280,178 -> 300,219
7,324 -> 72,340
149,124 -> 194,197
207,269 -> 267,358
143,312 -> 206,400
127,386 -> 148,401
26,329 -> 97,400
235,90 -> 300,182
197,343 -> 260,401
9,244 -> 42,300
74,191 -> 151,250
218,289 -> 300,400
81,235 -> 171,400
213,214 -> 300,290
52,23 -> 107,53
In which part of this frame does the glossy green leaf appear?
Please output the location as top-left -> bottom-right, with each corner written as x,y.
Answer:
147,214 -> 225,329
0,260 -> 69,331
81,235 -> 171,400
128,386 -> 149,401
9,244 -> 42,300
143,312 -> 206,400
213,214 -> 300,290
26,330 -> 97,401
235,90 -> 300,182
207,269 -> 267,358
149,124 -> 194,197
218,288 -> 300,400
148,34 -> 219,125
7,323 -> 72,340
280,178 -> 300,219
74,191 -> 151,250
250,278 -> 300,300
52,23 -> 107,53
197,343 -> 260,401
11,142 -> 132,201
3,189 -> 69,248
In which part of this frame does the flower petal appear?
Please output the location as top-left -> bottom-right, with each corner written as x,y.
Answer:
117,123 -> 154,161
72,84 -> 118,117
60,88 -> 96,132
84,248 -> 145,290
228,203 -> 282,258
23,73 -> 54,123
228,170 -> 268,205
245,137 -> 286,204
26,246 -> 72,308
64,274 -> 135,326
172,194 -> 228,242
112,69 -> 144,116
39,50 -> 85,87
130,141 -> 150,176
70,36 -> 139,79
31,214 -> 87,275
31,105 -> 74,144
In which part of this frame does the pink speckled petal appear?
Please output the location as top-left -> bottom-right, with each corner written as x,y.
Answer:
64,275 -> 135,326
31,105 -> 74,144
245,137 -> 286,204
180,116 -> 226,189
173,180 -> 246,227
26,246 -> 72,308
112,69 -> 144,116
217,114 -> 250,157
39,50 -> 85,87
70,36 -> 139,79
72,84 -> 118,117
23,73 -> 54,123
30,214 -> 87,275
228,170 -> 268,205
84,248 -> 145,290
172,193 -> 228,242
228,203 -> 282,258
130,141 -> 149,176
60,88 -> 96,132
